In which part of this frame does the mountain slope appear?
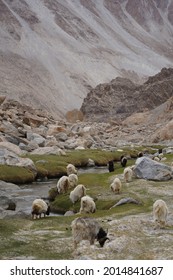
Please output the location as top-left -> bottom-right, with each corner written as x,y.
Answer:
0,0 -> 173,117
80,67 -> 173,121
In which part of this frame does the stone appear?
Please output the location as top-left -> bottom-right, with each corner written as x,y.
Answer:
30,146 -> 66,155
0,142 -> 24,156
47,125 -> 66,136
134,157 -> 173,181
0,96 -> 6,105
23,112 -> 47,127
0,195 -> 16,210
27,132 -> 45,147
87,159 -> 95,167
0,148 -> 37,174
26,141 -> 39,152
55,132 -> 68,142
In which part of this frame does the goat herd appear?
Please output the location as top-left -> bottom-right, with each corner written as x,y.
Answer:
31,155 -> 169,250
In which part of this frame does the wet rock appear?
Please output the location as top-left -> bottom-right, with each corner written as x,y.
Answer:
87,159 -> 95,167
0,195 -> 16,210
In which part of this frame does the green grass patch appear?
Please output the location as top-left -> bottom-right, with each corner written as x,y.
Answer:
0,165 -> 35,184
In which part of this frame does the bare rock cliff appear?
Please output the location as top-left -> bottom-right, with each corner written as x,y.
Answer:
80,68 -> 173,122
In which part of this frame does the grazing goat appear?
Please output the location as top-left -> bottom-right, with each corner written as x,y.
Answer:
67,164 -> 77,175
80,195 -> 96,214
57,176 -> 69,194
31,199 -> 50,219
71,217 -> 109,249
68,173 -> 78,188
108,160 -> 114,172
110,177 -> 122,194
120,156 -> 127,167
123,167 -> 133,182
69,184 -> 86,204
153,199 -> 168,229
138,151 -> 144,157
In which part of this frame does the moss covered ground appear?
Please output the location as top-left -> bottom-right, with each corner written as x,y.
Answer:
0,146 -> 157,183
1,146 -> 173,259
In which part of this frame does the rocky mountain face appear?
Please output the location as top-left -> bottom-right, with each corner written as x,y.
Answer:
0,0 -> 173,117
81,67 -> 173,121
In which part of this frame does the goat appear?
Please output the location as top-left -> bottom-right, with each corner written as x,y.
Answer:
71,217 -> 109,249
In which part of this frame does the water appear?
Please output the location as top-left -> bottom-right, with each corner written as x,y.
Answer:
78,166 -> 108,174
13,180 -> 57,216
12,167 -> 109,215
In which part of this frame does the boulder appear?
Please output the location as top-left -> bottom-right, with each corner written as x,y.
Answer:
23,112 -> 47,127
30,146 -> 66,155
0,148 -> 37,174
55,132 -> 68,142
134,157 -> 173,181
0,120 -> 19,136
27,132 -> 45,147
46,125 -> 66,136
0,195 -> 16,210
0,141 -> 24,156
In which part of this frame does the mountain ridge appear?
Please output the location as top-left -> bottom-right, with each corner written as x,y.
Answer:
80,67 -> 173,122
0,0 -> 173,117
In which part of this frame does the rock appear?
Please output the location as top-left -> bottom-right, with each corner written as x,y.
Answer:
81,68 -> 173,122
75,146 -> 85,150
0,180 -> 21,192
0,209 -> 29,219
162,147 -> 173,154
87,159 -> 95,167
134,157 -> 173,181
45,136 -> 59,147
47,125 -> 66,136
26,141 -> 39,152
111,197 -> 141,208
0,120 -> 19,136
0,195 -> 16,210
64,210 -> 75,216
23,112 -> 47,127
27,132 -> 46,147
0,96 -> 6,105
55,132 -> 68,142
0,148 -> 37,174
0,141 -> 24,156
30,146 -> 66,155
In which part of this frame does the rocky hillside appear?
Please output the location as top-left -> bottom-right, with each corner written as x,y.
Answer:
0,0 -> 173,117
81,67 -> 173,122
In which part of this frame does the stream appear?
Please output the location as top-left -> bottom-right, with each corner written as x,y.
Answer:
12,166 -> 109,216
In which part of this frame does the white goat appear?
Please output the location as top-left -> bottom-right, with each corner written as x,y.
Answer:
153,199 -> 168,229
57,176 -> 69,194
67,164 -> 77,175
110,177 -> 122,194
68,173 -> 78,188
69,184 -> 86,204
71,217 -> 108,249
123,167 -> 133,182
80,195 -> 96,214
31,199 -> 50,219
